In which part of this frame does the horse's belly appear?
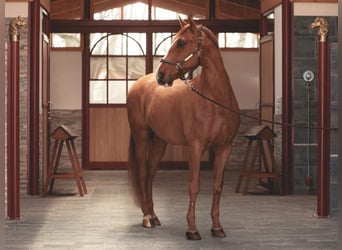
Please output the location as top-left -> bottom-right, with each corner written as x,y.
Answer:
146,113 -> 187,145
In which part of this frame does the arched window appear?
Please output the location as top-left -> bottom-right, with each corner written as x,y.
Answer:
89,33 -> 146,104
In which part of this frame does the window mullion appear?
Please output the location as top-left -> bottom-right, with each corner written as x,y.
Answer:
106,34 -> 109,104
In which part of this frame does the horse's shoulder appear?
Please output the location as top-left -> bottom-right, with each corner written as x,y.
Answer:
128,73 -> 160,104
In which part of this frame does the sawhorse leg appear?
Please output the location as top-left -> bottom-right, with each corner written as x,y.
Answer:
66,139 -> 87,196
236,140 -> 252,193
44,140 -> 64,195
242,142 -> 259,195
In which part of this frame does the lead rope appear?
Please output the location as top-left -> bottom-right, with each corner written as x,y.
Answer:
184,79 -> 337,131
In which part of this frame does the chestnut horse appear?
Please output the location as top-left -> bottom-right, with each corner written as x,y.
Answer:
127,16 -> 240,240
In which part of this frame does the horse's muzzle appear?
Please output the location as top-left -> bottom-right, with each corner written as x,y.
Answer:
156,72 -> 174,87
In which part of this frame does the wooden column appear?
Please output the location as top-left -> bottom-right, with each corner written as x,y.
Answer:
7,16 -> 26,220
311,17 -> 330,218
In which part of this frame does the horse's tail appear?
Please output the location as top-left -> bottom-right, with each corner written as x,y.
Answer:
128,134 -> 142,207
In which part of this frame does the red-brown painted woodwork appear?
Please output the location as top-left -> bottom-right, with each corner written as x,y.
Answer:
27,0 -> 41,195
316,41 -> 331,217
281,0 -> 294,195
7,40 -> 21,220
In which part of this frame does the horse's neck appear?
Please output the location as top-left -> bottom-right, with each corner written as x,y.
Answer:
198,53 -> 237,105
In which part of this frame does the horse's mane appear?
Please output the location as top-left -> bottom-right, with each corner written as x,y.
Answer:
198,25 -> 219,48
179,22 -> 219,49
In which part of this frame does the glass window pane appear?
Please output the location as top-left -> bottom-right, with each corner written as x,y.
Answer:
152,6 -> 187,20
108,34 -> 126,55
153,33 -> 173,56
153,56 -> 163,72
108,57 -> 126,79
90,80 -> 107,104
107,33 -> 146,56
90,57 -> 107,79
90,33 -> 108,55
93,2 -> 148,20
52,33 -> 81,48
128,57 -> 145,79
94,8 -> 121,20
127,33 -> 146,55
108,81 -> 126,104
218,32 -> 259,48
123,3 -> 148,20
128,80 -> 136,91
218,33 -> 225,48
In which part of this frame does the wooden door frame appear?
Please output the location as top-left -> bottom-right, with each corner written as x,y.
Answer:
41,31 -> 51,193
27,1 -> 52,195
82,33 -> 136,170
259,34 -> 275,130
27,0 -> 41,195
260,1 -> 294,195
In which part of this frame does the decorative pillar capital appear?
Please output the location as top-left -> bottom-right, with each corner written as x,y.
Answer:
9,16 -> 26,42
311,17 -> 329,42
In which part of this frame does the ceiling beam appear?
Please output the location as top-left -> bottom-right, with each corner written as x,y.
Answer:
51,19 -> 260,34
216,0 -> 260,19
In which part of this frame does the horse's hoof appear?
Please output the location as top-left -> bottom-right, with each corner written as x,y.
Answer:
210,228 -> 226,238
142,218 -> 155,228
185,231 -> 202,240
152,216 -> 161,226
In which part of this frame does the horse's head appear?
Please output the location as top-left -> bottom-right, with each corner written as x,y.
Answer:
157,16 -> 202,86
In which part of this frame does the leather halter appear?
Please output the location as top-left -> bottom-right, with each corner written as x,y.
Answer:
160,27 -> 202,80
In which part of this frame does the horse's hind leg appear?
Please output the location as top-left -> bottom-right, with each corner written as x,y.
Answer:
145,135 -> 167,227
210,144 -> 233,238
130,128 -> 157,227
132,131 -> 149,213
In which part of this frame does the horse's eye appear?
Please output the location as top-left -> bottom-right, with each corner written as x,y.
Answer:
177,40 -> 186,48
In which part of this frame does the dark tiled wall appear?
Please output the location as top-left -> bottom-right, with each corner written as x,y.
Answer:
294,16 -> 338,214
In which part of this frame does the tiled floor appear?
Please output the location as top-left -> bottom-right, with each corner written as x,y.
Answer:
5,170 -> 338,250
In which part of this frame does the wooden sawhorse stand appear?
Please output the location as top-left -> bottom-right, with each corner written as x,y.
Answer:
235,125 -> 282,195
44,125 -> 87,196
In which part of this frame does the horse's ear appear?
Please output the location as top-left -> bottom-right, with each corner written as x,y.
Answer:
188,15 -> 197,32
178,16 -> 187,28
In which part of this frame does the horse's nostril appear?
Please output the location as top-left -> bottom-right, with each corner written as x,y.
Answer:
157,72 -> 164,84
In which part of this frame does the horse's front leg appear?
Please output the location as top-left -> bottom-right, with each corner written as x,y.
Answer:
186,144 -> 202,240
210,144 -> 233,238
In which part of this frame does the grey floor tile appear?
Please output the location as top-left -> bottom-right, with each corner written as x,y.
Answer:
5,170 -> 338,250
